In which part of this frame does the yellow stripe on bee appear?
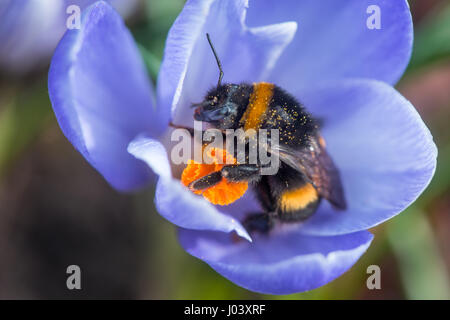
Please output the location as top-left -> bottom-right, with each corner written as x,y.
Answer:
241,82 -> 275,131
279,183 -> 318,212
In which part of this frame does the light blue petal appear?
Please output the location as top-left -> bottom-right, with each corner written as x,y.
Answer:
0,0 -> 139,74
179,228 -> 373,294
127,134 -> 252,242
158,0 -> 297,127
48,1 -> 159,191
0,0 -> 65,74
297,79 -> 437,235
246,0 -> 413,91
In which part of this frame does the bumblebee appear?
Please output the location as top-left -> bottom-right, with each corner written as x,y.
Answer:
178,34 -> 346,234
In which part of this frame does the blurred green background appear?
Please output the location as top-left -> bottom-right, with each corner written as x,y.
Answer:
0,0 -> 449,299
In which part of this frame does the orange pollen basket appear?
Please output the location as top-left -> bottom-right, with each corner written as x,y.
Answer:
181,148 -> 248,206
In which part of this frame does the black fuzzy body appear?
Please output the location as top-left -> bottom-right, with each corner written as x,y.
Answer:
193,82 -> 342,234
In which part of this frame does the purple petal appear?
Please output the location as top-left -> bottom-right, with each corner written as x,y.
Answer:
0,0 -> 65,74
179,228 -> 373,294
296,79 -> 437,235
246,0 -> 413,91
127,134 -> 252,242
73,0 -> 140,18
158,0 -> 297,127
0,0 -> 139,74
127,134 -> 172,180
48,1 -> 160,191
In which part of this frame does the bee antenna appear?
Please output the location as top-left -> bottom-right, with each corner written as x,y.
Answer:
206,33 -> 224,88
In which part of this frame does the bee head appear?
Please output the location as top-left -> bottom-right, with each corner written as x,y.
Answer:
193,84 -> 240,129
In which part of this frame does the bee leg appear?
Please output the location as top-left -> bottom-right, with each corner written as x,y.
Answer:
221,164 -> 261,183
188,171 -> 222,191
242,212 -> 274,234
189,164 -> 260,192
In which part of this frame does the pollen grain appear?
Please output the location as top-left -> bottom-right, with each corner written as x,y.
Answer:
181,148 -> 248,205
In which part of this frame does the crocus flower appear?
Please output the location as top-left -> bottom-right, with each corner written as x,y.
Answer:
48,0 -> 437,294
0,0 -> 139,75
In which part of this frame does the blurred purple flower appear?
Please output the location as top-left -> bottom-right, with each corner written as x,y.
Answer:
0,0 -> 139,75
48,0 -> 437,294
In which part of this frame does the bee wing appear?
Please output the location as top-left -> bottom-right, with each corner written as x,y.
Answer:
271,138 -> 347,210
